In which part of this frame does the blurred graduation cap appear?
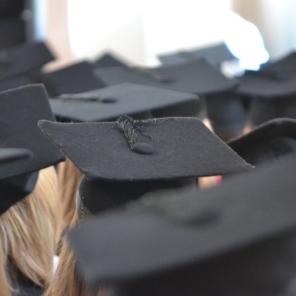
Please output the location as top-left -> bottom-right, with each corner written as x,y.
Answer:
237,69 -> 296,99
0,0 -> 24,17
0,18 -> 25,50
96,59 -> 237,118
205,90 -> 248,141
49,83 -> 200,122
95,58 -> 237,96
66,155 -> 296,296
39,117 -> 252,214
0,42 -> 55,81
0,148 -> 33,165
228,118 -> 296,166
33,61 -> 106,97
93,52 -> 129,68
0,84 -> 65,214
0,74 -> 33,92
237,56 -> 296,126
261,51 -> 296,77
158,43 -> 236,67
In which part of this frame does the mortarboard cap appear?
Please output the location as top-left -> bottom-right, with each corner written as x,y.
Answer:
0,74 -> 33,92
39,117 -> 252,181
49,83 -> 200,122
240,55 -> 296,126
96,59 -> 236,118
95,59 -> 238,96
93,52 -> 129,68
237,68 -> 296,99
261,51 -> 296,78
0,18 -> 25,50
0,42 -> 55,81
33,61 -> 106,97
205,90 -> 248,141
228,118 -> 296,166
0,148 -> 33,165
39,117 -> 252,214
66,155 -> 296,296
0,84 -> 65,214
0,1 -> 24,17
158,43 -> 236,67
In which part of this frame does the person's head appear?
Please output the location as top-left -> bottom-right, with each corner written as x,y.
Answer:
45,213 -> 109,296
57,158 -> 83,232
39,116 -> 252,217
0,85 -> 66,295
0,166 -> 61,295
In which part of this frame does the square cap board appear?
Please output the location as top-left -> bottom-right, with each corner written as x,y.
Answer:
67,155 -> 296,296
49,83 -> 199,122
95,59 -> 238,95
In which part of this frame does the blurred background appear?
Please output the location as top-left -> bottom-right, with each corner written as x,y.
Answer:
2,0 -> 296,69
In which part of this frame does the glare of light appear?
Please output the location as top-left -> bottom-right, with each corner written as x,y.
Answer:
223,12 -> 269,70
32,0 -> 47,41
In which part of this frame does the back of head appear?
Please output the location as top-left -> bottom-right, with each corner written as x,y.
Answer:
45,214 -> 108,296
0,166 -> 61,294
57,158 -> 83,232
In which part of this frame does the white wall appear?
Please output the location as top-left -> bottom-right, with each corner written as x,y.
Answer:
232,0 -> 296,59
66,0 -> 233,66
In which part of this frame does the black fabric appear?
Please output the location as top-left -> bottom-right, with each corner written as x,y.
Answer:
0,148 -> 33,164
0,42 -> 55,81
95,59 -> 238,95
206,90 -> 248,135
39,117 -> 252,181
34,61 -> 106,96
0,74 -> 34,92
0,84 -> 65,214
248,98 -> 296,127
228,118 -> 296,166
0,0 -> 24,17
261,51 -> 296,78
66,155 -> 296,295
0,171 -> 39,215
49,83 -> 200,122
13,286 -> 44,296
12,268 -> 44,296
93,52 -> 128,68
237,71 -> 296,99
238,52 -> 296,126
158,43 -> 236,66
79,176 -> 196,215
0,18 -> 25,50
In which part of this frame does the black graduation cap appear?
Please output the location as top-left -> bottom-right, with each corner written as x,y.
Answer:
261,51 -> 296,77
0,42 -> 55,81
33,61 -> 106,97
238,51 -> 296,99
93,52 -> 129,68
0,0 -> 24,17
66,155 -> 296,296
49,83 -> 200,122
95,58 -> 238,96
205,90 -> 248,141
0,18 -> 25,50
0,74 -> 33,92
39,117 -> 252,214
158,43 -> 236,66
0,84 -> 65,214
237,56 -> 296,126
228,118 -> 296,166
0,148 -> 33,165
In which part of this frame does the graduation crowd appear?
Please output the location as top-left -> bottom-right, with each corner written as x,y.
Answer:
1,40 -> 296,296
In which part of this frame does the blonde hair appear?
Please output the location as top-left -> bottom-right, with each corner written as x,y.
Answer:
57,158 -> 83,232
0,166 -> 61,294
45,214 -> 108,296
